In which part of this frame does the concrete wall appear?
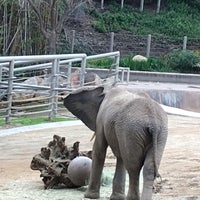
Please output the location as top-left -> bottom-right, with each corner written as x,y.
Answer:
129,71 -> 200,84
87,68 -> 200,84
84,68 -> 200,112
125,87 -> 200,113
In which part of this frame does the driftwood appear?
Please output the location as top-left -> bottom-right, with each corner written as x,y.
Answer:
30,134 -> 92,189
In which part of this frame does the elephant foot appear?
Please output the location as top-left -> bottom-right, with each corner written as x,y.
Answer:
110,193 -> 126,200
126,195 -> 140,200
84,190 -> 100,199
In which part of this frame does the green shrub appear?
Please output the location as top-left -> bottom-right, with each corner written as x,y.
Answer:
147,57 -> 173,72
164,50 -> 200,73
120,56 -> 172,72
87,58 -> 114,69
87,53 -> 200,74
120,56 -> 149,71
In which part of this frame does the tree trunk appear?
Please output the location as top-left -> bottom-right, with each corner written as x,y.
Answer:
48,30 -> 57,54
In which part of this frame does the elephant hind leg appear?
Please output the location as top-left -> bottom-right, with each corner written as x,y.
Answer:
141,151 -> 155,200
124,154 -> 144,200
126,169 -> 141,200
141,127 -> 168,200
141,144 -> 166,200
110,157 -> 126,200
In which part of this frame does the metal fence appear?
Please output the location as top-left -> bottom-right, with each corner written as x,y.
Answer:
0,52 -> 126,124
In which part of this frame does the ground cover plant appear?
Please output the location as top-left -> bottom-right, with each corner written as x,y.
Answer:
0,116 -> 74,127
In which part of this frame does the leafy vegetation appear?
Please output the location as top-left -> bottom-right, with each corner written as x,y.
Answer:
87,58 -> 114,69
120,56 -> 172,72
163,50 -> 200,73
88,50 -> 200,73
92,1 -> 200,39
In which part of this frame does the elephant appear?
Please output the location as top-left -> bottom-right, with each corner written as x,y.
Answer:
63,85 -> 168,200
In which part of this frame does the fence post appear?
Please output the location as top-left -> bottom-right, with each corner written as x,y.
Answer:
101,0 -> 104,9
6,60 -> 14,124
146,34 -> 151,57
121,0 -> 124,9
183,36 -> 187,50
110,32 -> 114,52
67,62 -> 72,87
114,52 -> 120,84
49,59 -> 58,120
156,0 -> 161,13
140,0 -> 144,12
80,56 -> 87,86
0,66 -> 2,82
71,30 -> 75,53
55,59 -> 60,115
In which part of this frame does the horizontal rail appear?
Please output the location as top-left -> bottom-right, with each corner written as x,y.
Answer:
11,109 -> 52,117
0,54 -> 87,62
14,52 -> 119,72
86,51 -> 120,60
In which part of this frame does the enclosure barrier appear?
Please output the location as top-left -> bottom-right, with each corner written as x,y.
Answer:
67,30 -> 195,58
0,54 -> 87,124
0,52 -> 123,124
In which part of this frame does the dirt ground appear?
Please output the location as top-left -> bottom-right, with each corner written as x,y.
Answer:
0,115 -> 200,200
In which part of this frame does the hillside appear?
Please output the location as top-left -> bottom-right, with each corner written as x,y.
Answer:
61,0 -> 200,58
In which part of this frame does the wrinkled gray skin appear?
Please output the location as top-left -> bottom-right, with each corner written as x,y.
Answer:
63,86 -> 168,200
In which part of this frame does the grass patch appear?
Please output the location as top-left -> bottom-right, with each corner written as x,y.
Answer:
87,58 -> 114,69
0,116 -> 75,127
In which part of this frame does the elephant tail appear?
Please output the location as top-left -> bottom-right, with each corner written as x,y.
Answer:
150,128 -> 161,180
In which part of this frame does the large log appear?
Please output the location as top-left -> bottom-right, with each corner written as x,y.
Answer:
30,134 -> 92,189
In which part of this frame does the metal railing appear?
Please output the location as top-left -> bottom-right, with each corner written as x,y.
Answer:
0,51 -> 124,124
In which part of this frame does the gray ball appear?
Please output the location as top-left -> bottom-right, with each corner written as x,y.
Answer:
68,156 -> 92,186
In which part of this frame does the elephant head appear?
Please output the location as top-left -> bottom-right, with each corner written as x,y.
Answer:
63,86 -> 105,131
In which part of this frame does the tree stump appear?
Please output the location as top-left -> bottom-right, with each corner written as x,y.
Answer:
30,134 -> 92,189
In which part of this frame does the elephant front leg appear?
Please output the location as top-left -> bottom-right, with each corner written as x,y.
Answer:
110,157 -> 126,200
84,135 -> 108,199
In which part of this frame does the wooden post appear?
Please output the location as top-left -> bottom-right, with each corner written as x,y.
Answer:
49,59 -> 58,120
183,36 -> 187,50
146,34 -> 151,58
101,0 -> 104,9
71,30 -> 75,53
121,0 -> 124,9
110,32 -> 114,52
156,0 -> 161,13
140,0 -> 144,12
6,60 -> 14,124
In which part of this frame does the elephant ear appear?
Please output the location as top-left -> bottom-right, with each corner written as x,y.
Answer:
63,86 -> 105,131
